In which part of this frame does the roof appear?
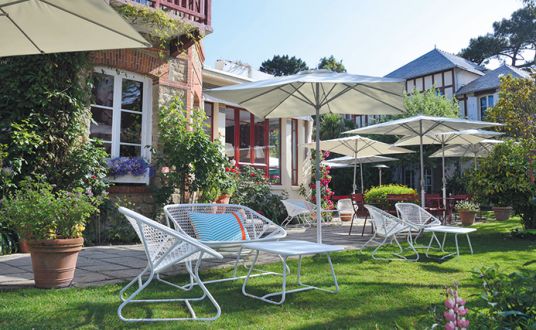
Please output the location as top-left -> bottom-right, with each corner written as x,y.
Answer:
456,64 -> 532,95
385,48 -> 484,79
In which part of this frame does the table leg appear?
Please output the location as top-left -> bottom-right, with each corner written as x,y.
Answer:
466,234 -> 474,254
454,234 -> 460,257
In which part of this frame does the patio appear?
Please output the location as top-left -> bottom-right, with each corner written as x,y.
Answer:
0,221 -> 371,289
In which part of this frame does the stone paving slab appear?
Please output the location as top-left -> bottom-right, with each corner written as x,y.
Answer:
0,219 -> 371,289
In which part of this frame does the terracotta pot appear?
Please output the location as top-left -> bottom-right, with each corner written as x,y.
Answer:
215,194 -> 231,204
28,238 -> 84,289
19,239 -> 31,253
459,211 -> 477,226
493,206 -> 512,221
340,213 -> 353,222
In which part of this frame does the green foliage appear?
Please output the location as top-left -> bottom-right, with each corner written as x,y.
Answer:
401,88 -> 459,118
466,140 -> 536,229
486,75 -> 536,140
364,184 -> 417,207
259,55 -> 309,76
471,265 -> 536,328
299,151 -> 335,211
319,113 -> 356,140
230,166 -> 287,223
1,179 -> 100,240
318,55 -> 346,73
115,3 -> 199,57
154,97 -> 227,205
0,52 -> 109,201
454,200 -> 480,212
0,220 -> 18,255
446,167 -> 468,195
84,198 -> 138,245
459,5 -> 536,68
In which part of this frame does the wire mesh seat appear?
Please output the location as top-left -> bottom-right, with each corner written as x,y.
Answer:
117,207 -> 223,322
395,202 -> 442,234
281,199 -> 339,228
362,205 -> 419,261
164,204 -> 287,285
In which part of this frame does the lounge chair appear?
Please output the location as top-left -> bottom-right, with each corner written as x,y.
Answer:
281,199 -> 339,228
117,207 -> 223,322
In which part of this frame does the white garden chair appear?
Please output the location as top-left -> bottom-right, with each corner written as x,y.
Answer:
395,202 -> 442,238
362,205 -> 419,261
281,199 -> 339,228
164,204 -> 287,285
117,207 -> 223,322
336,198 -> 354,222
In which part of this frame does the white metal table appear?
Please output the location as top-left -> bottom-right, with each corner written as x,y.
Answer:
241,240 -> 344,305
424,226 -> 477,259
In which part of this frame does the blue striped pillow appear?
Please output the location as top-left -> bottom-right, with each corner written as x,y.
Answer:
189,212 -> 250,242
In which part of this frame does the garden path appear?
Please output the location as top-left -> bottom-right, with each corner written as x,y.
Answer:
0,220 -> 372,288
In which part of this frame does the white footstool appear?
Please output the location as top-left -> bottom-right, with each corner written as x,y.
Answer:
424,226 -> 477,259
241,240 -> 344,305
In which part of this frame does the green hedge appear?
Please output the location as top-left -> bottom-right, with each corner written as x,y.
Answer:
364,184 -> 417,206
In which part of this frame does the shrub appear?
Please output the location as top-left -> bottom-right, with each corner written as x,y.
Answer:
471,265 -> 536,328
467,140 -> 536,229
84,198 -> 139,245
230,166 -> 287,224
364,184 -> 417,207
454,200 -> 480,212
1,179 -> 100,240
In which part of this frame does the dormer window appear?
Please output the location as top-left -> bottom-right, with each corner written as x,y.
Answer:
479,95 -> 494,120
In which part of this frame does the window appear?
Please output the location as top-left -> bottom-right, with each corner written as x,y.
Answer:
223,108 -> 281,184
479,95 -> 494,120
90,68 -> 151,181
203,102 -> 214,140
291,119 -> 298,186
424,168 -> 432,193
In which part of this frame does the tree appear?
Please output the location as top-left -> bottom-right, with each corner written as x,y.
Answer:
319,113 -> 355,140
486,75 -> 536,140
318,55 -> 346,73
459,5 -> 536,68
401,88 -> 459,118
259,55 -> 308,76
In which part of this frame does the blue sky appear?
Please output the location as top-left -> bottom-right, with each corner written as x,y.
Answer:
203,0 -> 523,76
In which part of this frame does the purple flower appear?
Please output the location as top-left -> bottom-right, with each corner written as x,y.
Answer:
444,298 -> 456,309
108,157 -> 152,177
444,321 -> 456,330
443,309 -> 456,322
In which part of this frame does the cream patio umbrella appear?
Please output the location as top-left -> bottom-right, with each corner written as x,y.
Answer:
429,139 -> 504,169
395,129 -> 503,209
305,135 -> 411,194
344,115 -> 502,207
205,69 -> 406,243
323,155 -> 397,193
0,0 -> 150,57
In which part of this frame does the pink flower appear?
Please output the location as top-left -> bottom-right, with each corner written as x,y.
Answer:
457,318 -> 470,328
444,298 -> 456,309
443,309 -> 456,322
161,166 -> 170,174
444,321 -> 456,330
456,306 -> 468,316
455,297 -> 465,306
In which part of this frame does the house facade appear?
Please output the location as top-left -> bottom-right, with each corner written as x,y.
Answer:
202,60 -> 313,199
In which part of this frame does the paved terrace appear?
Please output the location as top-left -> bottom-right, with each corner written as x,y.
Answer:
0,220 -> 372,289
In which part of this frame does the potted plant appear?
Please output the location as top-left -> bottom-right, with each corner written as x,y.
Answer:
455,200 -> 479,226
1,179 -> 99,288
492,205 -> 513,221
215,165 -> 238,204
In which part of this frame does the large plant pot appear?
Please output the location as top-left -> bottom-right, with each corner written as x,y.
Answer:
28,238 -> 84,289
215,194 -> 231,204
459,211 -> 477,226
493,207 -> 513,221
19,239 -> 31,253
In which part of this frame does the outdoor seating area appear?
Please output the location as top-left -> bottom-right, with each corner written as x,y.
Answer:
1,0 -> 536,328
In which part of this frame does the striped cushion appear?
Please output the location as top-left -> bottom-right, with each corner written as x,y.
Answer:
189,212 -> 250,242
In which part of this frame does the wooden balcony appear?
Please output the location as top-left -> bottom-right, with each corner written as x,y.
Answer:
116,0 -> 212,32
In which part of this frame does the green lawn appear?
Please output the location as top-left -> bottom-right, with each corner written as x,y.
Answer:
1,219 -> 535,329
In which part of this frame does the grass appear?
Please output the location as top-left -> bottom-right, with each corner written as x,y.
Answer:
1,218 -> 535,329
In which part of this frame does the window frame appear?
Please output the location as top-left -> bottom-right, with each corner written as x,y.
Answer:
479,94 -> 494,120
291,118 -> 299,186
91,67 -> 153,184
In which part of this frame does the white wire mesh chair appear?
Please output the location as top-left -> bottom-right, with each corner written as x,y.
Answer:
117,207 -> 223,322
164,204 -> 287,285
395,202 -> 442,237
362,205 -> 419,261
336,198 -> 354,221
281,199 -> 339,228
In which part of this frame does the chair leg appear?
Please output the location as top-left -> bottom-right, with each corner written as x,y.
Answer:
348,214 -> 356,235
361,216 -> 368,236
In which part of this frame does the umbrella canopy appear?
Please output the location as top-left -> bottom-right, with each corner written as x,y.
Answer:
0,0 -> 150,57
395,129 -> 503,208
305,135 -> 412,193
323,155 -> 398,192
430,139 -> 503,160
205,70 -> 406,243
345,115 -> 502,206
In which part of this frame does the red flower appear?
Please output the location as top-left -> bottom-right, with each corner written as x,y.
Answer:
250,173 -> 256,177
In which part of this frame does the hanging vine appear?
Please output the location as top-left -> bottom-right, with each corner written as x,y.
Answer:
114,3 -> 202,57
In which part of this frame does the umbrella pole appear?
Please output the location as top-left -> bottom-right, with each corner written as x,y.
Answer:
419,121 -> 425,207
442,141 -> 447,215
379,168 -> 382,186
352,151 -> 357,193
360,161 -> 364,194
314,87 -> 322,244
